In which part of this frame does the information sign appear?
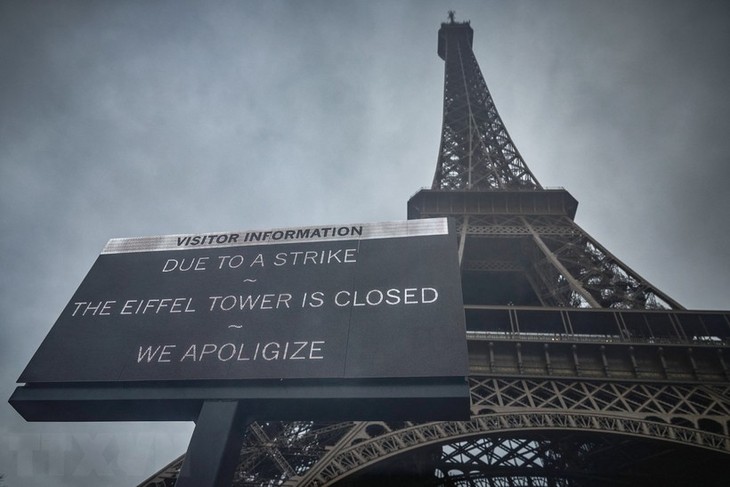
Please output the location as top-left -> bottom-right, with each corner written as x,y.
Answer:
16,219 -> 468,399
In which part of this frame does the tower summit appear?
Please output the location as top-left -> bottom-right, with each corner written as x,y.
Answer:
434,13 -> 539,190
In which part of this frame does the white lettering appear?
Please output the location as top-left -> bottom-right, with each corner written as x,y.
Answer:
208,294 -> 292,311
271,248 -> 357,266
121,298 -> 195,315
332,288 -> 439,307
140,341 -> 327,364
137,345 -> 176,363
161,257 -> 208,272
71,300 -> 117,317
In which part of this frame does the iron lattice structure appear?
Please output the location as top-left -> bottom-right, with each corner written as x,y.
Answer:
141,15 -> 730,487
432,15 -> 540,191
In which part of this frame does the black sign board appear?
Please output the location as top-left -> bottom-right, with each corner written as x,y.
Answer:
11,218 -> 469,422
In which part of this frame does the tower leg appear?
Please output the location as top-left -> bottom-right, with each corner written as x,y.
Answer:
176,400 -> 251,487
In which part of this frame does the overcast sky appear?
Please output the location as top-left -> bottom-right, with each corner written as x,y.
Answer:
1,1 -> 729,485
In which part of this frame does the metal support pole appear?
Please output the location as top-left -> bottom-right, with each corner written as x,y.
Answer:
521,216 -> 601,308
176,400 -> 251,487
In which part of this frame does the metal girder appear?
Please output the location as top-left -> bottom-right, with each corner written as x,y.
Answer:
443,211 -> 682,310
137,328 -> 730,486
468,377 -> 730,420
248,422 -> 296,478
276,374 -> 730,486
522,217 -> 602,308
133,366 -> 727,486
430,433 -> 728,487
233,422 -> 359,485
462,260 -> 524,272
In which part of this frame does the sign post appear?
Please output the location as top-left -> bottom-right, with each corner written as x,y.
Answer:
176,400 -> 251,487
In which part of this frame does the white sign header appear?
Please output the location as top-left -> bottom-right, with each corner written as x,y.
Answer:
102,218 -> 449,254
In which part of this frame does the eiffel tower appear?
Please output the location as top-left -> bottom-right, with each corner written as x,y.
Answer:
142,13 -> 730,487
